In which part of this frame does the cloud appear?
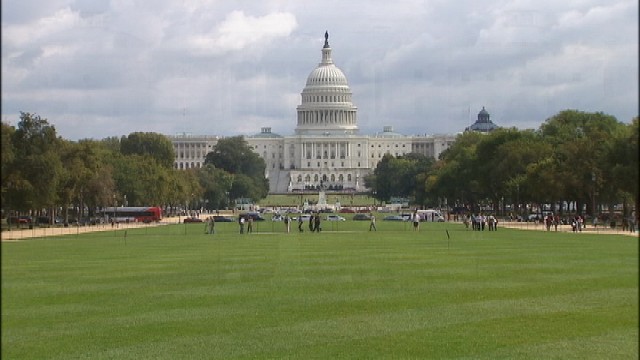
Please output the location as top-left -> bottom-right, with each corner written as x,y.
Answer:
1,1 -> 637,141
182,10 -> 297,56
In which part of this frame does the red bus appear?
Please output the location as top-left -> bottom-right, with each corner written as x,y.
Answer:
102,206 -> 162,223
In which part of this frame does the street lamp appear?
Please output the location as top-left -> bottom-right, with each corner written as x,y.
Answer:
592,172 -> 597,218
516,183 -> 520,220
113,194 -> 117,222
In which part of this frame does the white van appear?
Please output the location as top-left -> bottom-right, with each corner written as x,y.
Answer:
416,209 -> 445,222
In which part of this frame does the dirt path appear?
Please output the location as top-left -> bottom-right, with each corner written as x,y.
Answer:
498,221 -> 639,237
2,218 -> 637,241
1,216 -> 189,241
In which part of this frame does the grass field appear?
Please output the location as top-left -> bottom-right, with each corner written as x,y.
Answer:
2,221 -> 638,359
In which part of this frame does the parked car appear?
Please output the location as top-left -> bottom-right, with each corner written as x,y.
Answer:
240,212 -> 265,221
212,215 -> 235,222
184,217 -> 203,223
326,215 -> 346,221
9,216 -> 32,224
383,215 -> 405,221
339,208 -> 356,213
353,213 -> 372,221
295,214 -> 312,222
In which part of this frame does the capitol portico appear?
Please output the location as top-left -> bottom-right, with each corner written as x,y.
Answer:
168,32 -> 470,193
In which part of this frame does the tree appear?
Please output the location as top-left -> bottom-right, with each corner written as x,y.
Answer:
110,154 -> 173,206
1,122 -> 16,212
205,136 -> 266,180
57,140 -> 91,222
539,110 -> 623,216
198,164 -> 233,210
474,128 -> 551,214
120,132 -> 175,169
204,136 -> 268,202
606,117 -> 639,215
426,132 -> 484,211
6,113 -> 63,213
368,153 -> 434,206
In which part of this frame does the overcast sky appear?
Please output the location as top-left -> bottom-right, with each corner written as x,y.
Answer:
2,0 -> 638,140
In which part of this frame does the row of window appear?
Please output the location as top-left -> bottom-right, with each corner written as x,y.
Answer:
173,143 -> 214,148
305,161 -> 361,168
178,152 -> 207,159
370,143 -> 407,148
302,94 -> 350,103
295,173 -> 354,183
175,162 -> 203,169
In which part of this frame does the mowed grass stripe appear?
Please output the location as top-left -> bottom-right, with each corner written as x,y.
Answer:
2,225 -> 637,359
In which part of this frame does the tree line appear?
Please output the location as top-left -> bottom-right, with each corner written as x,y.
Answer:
2,110 -> 637,223
366,110 -> 638,218
1,112 -> 268,223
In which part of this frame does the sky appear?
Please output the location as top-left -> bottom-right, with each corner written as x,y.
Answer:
2,0 -> 638,141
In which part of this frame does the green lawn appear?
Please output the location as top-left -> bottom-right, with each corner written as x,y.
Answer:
2,222 -> 638,359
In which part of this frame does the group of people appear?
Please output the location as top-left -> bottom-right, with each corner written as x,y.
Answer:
205,216 -> 215,234
462,214 -> 498,231
280,213 -> 323,233
544,214 -> 561,231
237,215 -> 254,234
304,214 -> 322,233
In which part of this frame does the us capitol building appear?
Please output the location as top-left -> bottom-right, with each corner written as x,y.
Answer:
167,33 -> 498,193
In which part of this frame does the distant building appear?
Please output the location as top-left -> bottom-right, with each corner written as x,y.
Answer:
465,106 -> 500,133
168,32 -> 461,192
168,133 -> 220,170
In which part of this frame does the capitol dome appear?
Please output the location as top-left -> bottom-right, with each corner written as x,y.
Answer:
305,61 -> 349,87
295,32 -> 358,135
